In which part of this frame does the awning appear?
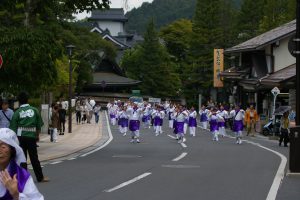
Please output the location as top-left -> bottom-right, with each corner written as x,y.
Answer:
220,67 -> 250,79
239,79 -> 260,91
260,64 -> 296,87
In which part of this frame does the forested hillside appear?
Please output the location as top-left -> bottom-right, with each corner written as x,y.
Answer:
125,0 -> 242,34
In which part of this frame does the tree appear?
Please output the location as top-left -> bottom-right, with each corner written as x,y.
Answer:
189,0 -> 223,97
0,27 -> 61,94
122,20 -> 181,97
159,19 -> 193,60
0,1 -> 116,96
259,0 -> 293,33
235,0 -> 265,41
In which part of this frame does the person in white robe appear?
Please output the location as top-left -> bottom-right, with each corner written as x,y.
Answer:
0,128 -> 44,200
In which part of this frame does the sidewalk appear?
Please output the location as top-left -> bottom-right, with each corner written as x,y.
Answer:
36,114 -> 103,162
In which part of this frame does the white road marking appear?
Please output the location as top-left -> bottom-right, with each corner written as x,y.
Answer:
80,111 -> 114,157
162,165 -> 200,169
180,143 -> 187,148
50,161 -> 62,165
104,172 -> 152,193
172,152 -> 188,162
67,157 -> 76,160
167,134 -> 176,139
241,140 -> 287,200
112,155 -> 142,158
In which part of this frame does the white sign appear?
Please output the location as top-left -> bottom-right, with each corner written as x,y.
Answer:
148,98 -> 161,103
41,104 -> 49,110
271,87 -> 280,96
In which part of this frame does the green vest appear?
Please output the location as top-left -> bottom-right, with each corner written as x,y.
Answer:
9,104 -> 44,138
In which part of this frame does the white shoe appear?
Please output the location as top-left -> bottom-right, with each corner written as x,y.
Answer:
239,139 -> 242,144
155,133 -> 159,136
130,139 -> 135,143
123,133 -> 127,136
182,137 -> 186,143
136,139 -> 140,143
236,140 -> 239,144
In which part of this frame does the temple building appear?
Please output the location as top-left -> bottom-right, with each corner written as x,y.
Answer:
79,8 -> 143,104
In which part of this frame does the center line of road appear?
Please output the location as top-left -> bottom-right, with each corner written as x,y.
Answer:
167,134 -> 176,139
104,172 -> 152,193
180,143 -> 187,148
172,152 -> 188,162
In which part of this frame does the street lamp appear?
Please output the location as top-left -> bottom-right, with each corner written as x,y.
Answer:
66,45 -> 75,133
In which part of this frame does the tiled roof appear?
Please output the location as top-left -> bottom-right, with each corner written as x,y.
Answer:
89,9 -> 128,22
225,20 -> 296,53
260,64 -> 296,86
92,72 -> 141,86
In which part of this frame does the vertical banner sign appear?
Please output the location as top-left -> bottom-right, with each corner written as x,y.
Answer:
213,49 -> 224,87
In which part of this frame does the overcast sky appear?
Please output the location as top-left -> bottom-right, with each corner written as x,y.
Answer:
76,0 -> 153,20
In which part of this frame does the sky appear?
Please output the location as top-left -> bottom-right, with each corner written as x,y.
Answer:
75,0 -> 153,20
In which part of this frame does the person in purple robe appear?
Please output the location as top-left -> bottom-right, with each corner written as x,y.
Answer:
209,108 -> 223,141
199,105 -> 209,130
230,105 -> 245,144
0,128 -> 44,199
127,103 -> 143,143
188,106 -> 197,137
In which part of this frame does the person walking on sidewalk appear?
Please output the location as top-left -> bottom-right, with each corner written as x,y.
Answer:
279,111 -> 290,147
93,103 -> 101,124
0,99 -> 14,128
9,91 -> 49,183
245,104 -> 259,137
58,104 -> 66,135
86,98 -> 95,124
51,105 -> 60,142
75,101 -> 82,124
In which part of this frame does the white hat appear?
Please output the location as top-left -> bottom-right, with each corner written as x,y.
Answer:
0,128 -> 26,165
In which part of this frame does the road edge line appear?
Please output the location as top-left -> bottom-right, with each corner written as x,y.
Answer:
244,140 -> 287,200
80,111 -> 113,157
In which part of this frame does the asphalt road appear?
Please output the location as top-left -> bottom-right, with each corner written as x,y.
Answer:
37,113 -> 288,200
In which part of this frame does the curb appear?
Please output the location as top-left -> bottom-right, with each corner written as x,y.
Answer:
34,112 -> 110,164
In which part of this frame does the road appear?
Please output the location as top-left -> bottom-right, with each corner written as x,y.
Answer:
37,113 -> 288,200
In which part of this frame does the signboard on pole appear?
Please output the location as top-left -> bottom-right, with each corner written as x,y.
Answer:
148,98 -> 161,103
213,49 -> 224,88
0,54 -> 3,69
271,87 -> 280,96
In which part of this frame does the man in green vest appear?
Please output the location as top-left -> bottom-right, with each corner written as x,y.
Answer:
9,91 -> 49,182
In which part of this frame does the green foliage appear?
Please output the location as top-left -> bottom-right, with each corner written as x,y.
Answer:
126,0 -> 197,34
0,27 -> 61,94
122,20 -> 181,97
0,0 -> 116,97
126,0 -> 243,34
235,0 -> 265,41
259,0 -> 296,33
159,19 -> 193,59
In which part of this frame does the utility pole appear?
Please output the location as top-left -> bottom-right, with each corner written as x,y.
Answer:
290,0 -> 300,173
